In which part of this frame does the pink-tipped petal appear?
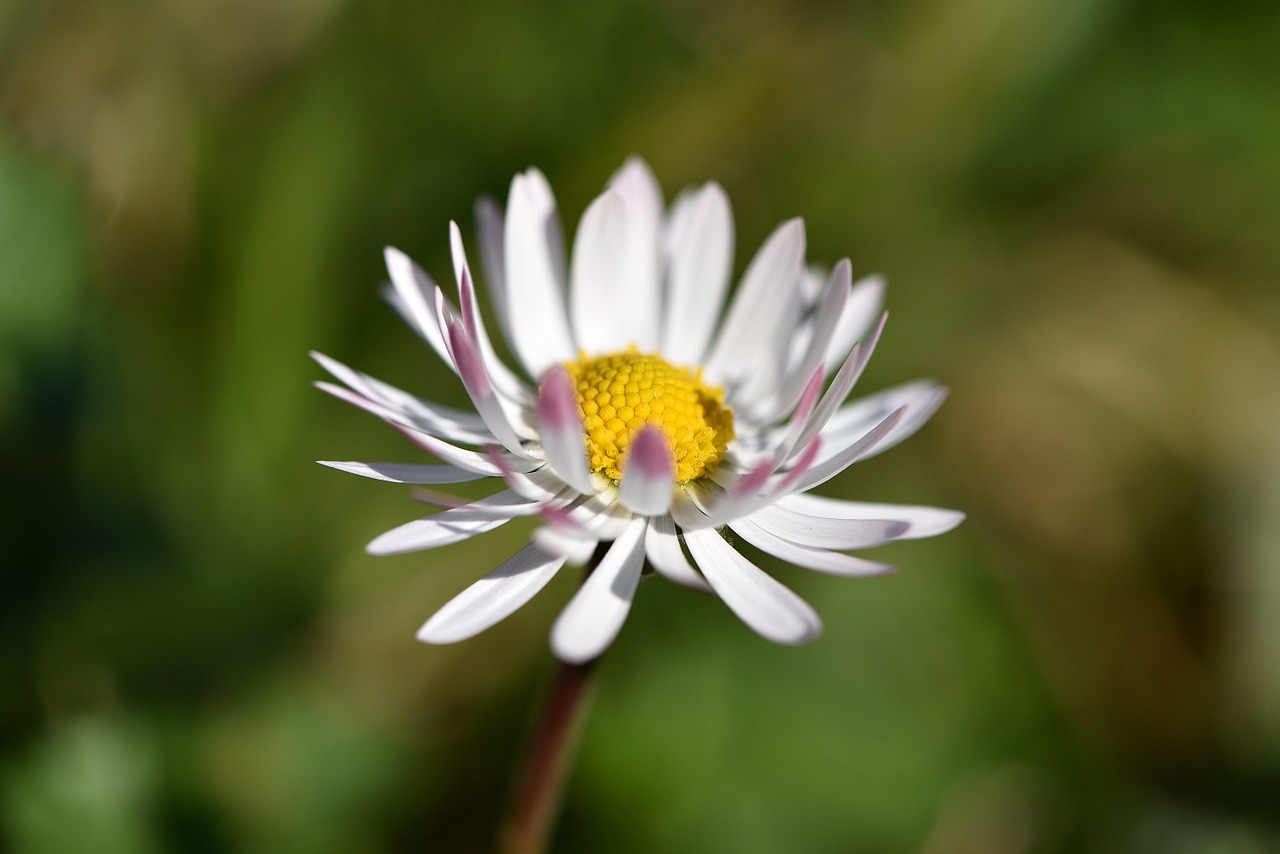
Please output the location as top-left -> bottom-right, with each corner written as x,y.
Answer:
446,321 -> 531,458
618,425 -> 675,516
536,368 -> 597,496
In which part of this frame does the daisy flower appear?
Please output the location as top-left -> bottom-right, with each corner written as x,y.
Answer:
315,158 -> 962,664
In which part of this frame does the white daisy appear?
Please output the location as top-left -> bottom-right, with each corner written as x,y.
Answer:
315,158 -> 963,664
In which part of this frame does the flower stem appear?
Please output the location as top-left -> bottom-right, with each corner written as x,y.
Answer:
500,658 -> 598,854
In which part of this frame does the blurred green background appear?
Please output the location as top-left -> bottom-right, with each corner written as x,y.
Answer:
3,0 -> 1280,851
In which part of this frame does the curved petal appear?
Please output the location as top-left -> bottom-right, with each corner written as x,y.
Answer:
473,195 -> 510,343
704,218 -> 805,389
786,405 -> 907,494
661,182 -> 734,365
367,489 -> 539,555
317,460 -> 489,485
417,543 -> 565,644
550,518 -> 647,663
645,514 -> 711,592
450,221 -> 535,411
618,425 -> 674,516
383,247 -> 456,374
312,351 -> 491,444
780,312 -> 886,465
683,527 -> 822,644
824,274 -> 884,374
504,169 -> 576,377
817,383 -> 948,464
727,517 -> 896,577
760,260 -> 851,423
777,493 -> 966,539
745,503 -> 910,550
537,368 -> 597,495
447,321 -> 533,458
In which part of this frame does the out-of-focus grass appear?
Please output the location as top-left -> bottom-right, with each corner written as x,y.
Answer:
2,0 -> 1279,851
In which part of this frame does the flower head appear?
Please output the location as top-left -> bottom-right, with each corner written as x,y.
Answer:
315,158 -> 962,663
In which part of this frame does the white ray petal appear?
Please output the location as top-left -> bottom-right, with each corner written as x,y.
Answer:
824,274 -> 884,374
417,543 -> 565,644
551,518 -> 647,663
608,157 -> 663,350
447,321 -> 533,458
787,406 -> 907,494
366,489 -> 539,555
473,195 -> 510,343
317,461 -> 489,485
449,221 -> 536,411
569,190 -> 629,355
777,493 -> 966,539
536,367 -> 597,496
744,503 -> 910,549
311,351 -> 491,444
761,260 -> 851,423
314,382 -> 533,475
704,218 -> 805,388
532,525 -> 599,566
504,170 -> 575,377
817,383 -> 948,464
383,247 -> 456,373
645,514 -> 711,592
661,182 -> 734,365
727,517 -> 895,577
618,425 -> 675,516
781,312 -> 886,465
683,528 -> 822,644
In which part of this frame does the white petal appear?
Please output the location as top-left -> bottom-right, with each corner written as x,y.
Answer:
504,170 -> 576,377
473,195 -> 510,343
569,190 -> 629,355
777,493 -> 966,539
536,368 -> 597,495
450,221 -> 536,412
780,312 -> 885,465
661,182 -> 734,365
315,381 -> 533,475
312,351 -> 491,444
533,525 -> 599,566
417,543 -> 565,644
550,518 -> 647,663
317,460 -> 489,485
744,503 -> 910,549
683,528 -> 822,644
824,274 -> 885,374
704,218 -> 805,388
645,514 -> 711,592
367,489 -> 539,555
818,383 -> 948,464
726,517 -> 895,577
761,261 -> 851,423
787,405 -> 907,494
608,157 -> 663,350
618,425 -> 674,516
447,321 -> 533,458
383,247 -> 456,374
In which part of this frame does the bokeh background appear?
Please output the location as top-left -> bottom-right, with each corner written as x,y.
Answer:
4,0 -> 1280,851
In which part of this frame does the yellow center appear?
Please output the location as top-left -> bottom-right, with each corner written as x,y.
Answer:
564,349 -> 734,483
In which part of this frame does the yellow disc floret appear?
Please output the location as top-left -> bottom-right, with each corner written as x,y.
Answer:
564,348 -> 734,483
